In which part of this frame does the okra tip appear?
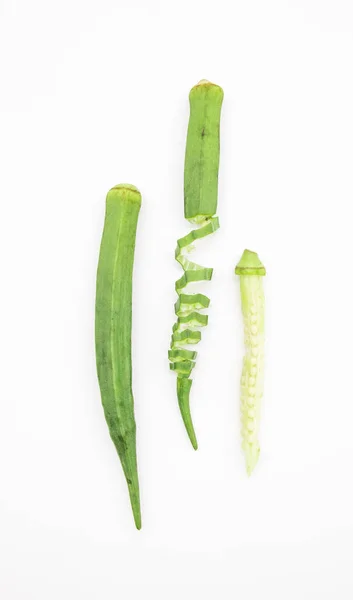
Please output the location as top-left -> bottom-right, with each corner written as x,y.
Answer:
128,493 -> 141,530
133,508 -> 142,531
235,249 -> 266,276
246,447 -> 260,477
125,464 -> 142,530
177,377 -> 198,450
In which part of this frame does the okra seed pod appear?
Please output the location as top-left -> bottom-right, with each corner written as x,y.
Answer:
95,184 -> 142,529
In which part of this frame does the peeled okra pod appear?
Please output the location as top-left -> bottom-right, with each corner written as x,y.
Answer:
168,79 -> 224,449
95,184 -> 142,529
235,250 -> 266,475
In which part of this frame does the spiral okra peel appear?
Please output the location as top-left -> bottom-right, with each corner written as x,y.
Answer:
168,80 -> 224,449
95,184 -> 142,529
235,250 -> 266,475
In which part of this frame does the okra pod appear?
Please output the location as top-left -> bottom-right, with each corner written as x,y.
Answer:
95,184 -> 142,529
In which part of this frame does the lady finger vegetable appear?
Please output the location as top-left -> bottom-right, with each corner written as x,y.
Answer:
168,79 -> 224,449
235,250 -> 266,475
95,184 -> 142,529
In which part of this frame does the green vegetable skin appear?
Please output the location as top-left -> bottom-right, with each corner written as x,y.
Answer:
169,80 -> 224,449
95,184 -> 142,529
235,250 -> 266,475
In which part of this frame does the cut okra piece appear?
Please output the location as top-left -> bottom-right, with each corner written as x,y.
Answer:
168,79 -> 224,449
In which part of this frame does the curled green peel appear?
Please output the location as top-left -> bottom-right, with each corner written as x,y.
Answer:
169,218 -> 220,447
169,218 -> 220,389
169,218 -> 220,375
235,249 -> 266,475
169,79 -> 223,449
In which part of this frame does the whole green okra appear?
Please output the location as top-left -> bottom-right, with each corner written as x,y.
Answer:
95,184 -> 142,529
168,80 -> 224,449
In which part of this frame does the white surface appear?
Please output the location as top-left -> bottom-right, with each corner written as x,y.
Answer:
1,0 -> 353,598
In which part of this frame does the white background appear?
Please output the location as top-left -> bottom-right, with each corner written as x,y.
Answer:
1,0 -> 353,598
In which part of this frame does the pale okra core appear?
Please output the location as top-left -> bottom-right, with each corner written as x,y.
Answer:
235,250 -> 266,475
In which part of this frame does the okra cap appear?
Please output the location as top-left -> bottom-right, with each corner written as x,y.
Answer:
107,184 -> 142,206
189,78 -> 224,99
235,249 -> 266,276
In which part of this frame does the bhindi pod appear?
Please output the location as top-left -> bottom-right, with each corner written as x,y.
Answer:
184,79 -> 224,220
168,80 -> 224,449
95,184 -> 142,529
235,250 -> 266,475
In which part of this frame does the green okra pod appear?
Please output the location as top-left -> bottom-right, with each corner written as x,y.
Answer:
235,250 -> 266,475
95,184 -> 142,529
168,80 -> 224,449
